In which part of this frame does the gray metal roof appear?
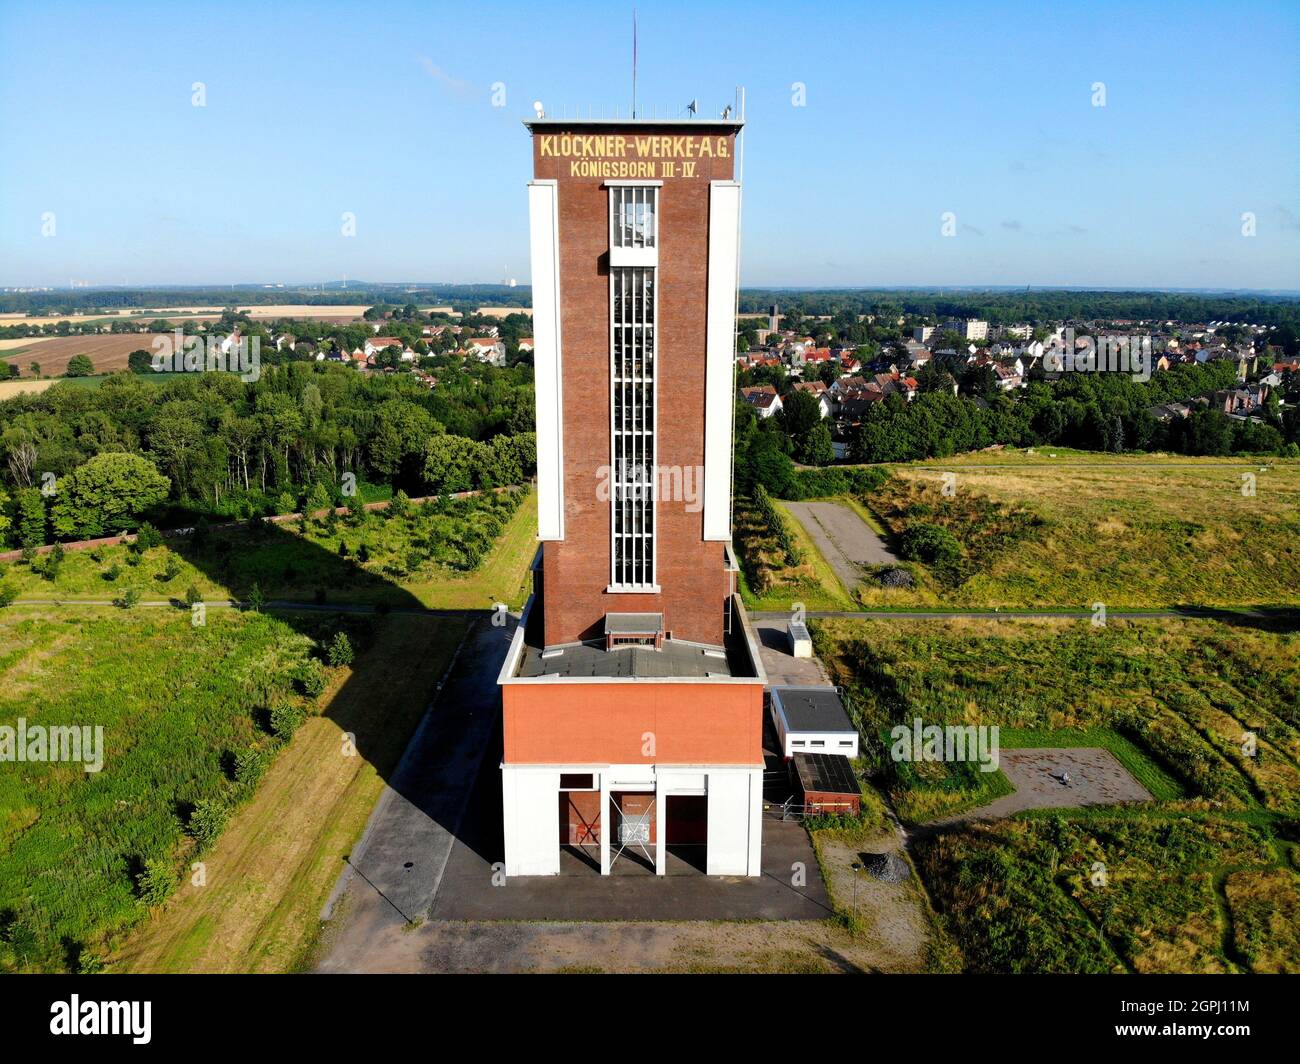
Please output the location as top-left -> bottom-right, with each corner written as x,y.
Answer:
773,686 -> 855,733
604,613 -> 664,636
792,752 -> 859,796
518,639 -> 734,679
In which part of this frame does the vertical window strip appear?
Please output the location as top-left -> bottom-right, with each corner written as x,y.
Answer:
609,263 -> 657,587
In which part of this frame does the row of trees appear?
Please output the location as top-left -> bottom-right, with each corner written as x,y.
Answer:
850,362 -> 1297,462
738,289 -> 1300,332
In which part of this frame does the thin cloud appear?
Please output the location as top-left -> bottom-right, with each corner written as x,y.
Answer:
1274,205 -> 1300,232
417,56 -> 472,97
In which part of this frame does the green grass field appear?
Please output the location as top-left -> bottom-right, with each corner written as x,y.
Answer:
0,607 -> 322,970
0,486 -> 537,972
818,616 -> 1300,818
915,812 -> 1296,973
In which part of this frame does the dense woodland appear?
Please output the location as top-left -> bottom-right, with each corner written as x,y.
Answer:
0,361 -> 536,547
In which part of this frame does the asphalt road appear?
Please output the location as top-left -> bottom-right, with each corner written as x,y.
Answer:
784,500 -> 897,592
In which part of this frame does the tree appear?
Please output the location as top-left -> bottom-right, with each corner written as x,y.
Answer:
327,631 -> 354,667
15,488 -> 46,548
804,420 -> 836,466
779,389 -> 822,447
65,354 -> 94,377
422,434 -> 482,494
128,349 -> 154,374
48,453 -> 170,539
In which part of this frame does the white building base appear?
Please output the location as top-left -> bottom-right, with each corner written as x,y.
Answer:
501,763 -> 763,878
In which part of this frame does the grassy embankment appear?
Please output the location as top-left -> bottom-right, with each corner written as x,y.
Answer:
760,451 -> 1300,609
815,614 -> 1300,974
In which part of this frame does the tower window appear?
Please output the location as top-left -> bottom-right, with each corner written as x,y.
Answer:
611,186 -> 657,249
610,264 -> 655,589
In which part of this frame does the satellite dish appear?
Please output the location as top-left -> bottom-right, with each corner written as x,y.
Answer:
686,99 -> 698,115
532,100 -> 545,118
721,104 -> 732,119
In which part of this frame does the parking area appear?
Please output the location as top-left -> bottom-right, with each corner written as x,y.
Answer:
425,722 -> 833,921
928,747 -> 1153,827
784,500 -> 896,591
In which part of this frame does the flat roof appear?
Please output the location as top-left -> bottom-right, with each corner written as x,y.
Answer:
524,118 -> 744,131
518,639 -> 737,679
792,752 -> 859,796
772,686 -> 855,734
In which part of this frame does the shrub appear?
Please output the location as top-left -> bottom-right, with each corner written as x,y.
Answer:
244,582 -> 265,612
898,523 -> 962,567
269,701 -> 305,741
115,588 -> 141,609
751,485 -> 804,566
233,746 -> 269,789
159,553 -> 182,582
134,522 -> 163,551
327,632 -> 354,667
103,563 -> 121,581
296,660 -> 328,699
187,796 -> 230,848
0,582 -> 16,608
183,584 -> 203,607
136,856 -> 176,906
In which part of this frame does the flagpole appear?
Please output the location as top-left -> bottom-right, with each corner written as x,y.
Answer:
632,9 -> 638,119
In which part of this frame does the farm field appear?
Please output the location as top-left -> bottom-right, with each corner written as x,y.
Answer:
1,487 -> 538,612
0,336 -> 59,352
0,379 -> 58,400
784,452 -> 1300,609
0,305 -> 377,328
815,614 -> 1300,973
0,332 -> 170,377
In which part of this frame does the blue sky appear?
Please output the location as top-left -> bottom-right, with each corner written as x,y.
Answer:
1,0 -> 1297,290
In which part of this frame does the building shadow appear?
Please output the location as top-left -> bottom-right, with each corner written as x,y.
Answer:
163,513 -> 507,911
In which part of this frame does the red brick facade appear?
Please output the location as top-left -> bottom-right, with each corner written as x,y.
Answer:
531,124 -> 739,647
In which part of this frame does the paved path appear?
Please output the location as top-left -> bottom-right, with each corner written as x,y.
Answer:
318,619 -> 511,936
751,607 -> 1296,621
916,748 -> 1153,837
751,618 -> 832,687
784,501 -> 896,593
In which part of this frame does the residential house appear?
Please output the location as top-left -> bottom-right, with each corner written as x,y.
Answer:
741,384 -> 783,418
